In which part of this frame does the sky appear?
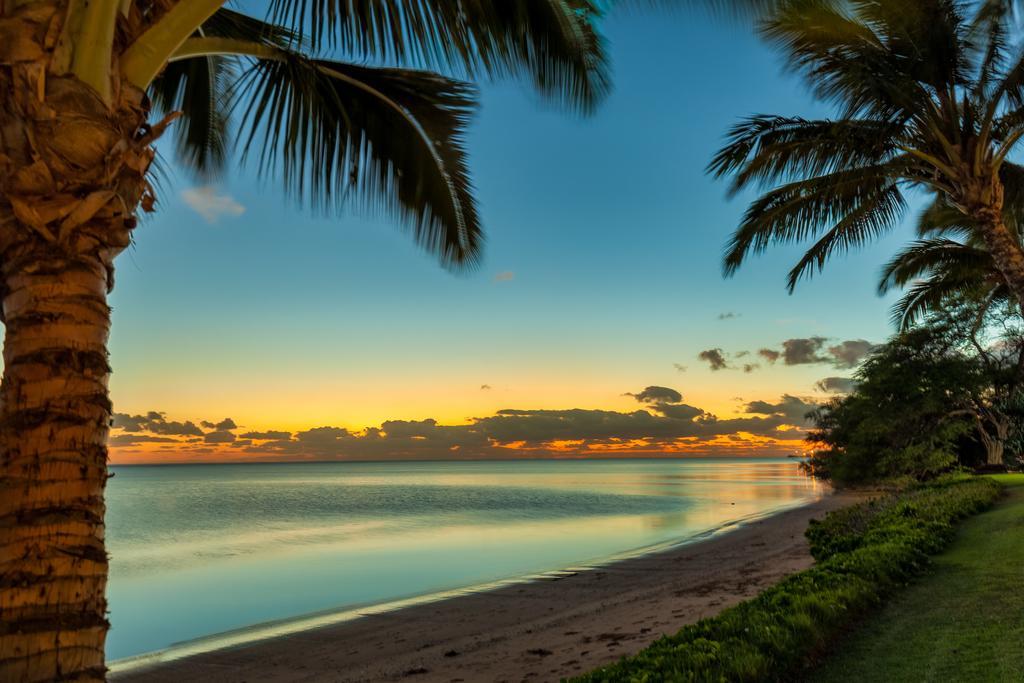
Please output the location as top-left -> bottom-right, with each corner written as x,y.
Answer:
106,6 -> 915,464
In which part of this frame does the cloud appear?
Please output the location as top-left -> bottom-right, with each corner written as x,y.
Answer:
623,386 -> 707,420
110,387 -> 813,462
698,348 -> 728,371
204,430 -> 236,444
673,363 -> 687,373
493,271 -> 515,282
781,337 -> 830,365
653,403 -> 707,420
477,404 -> 794,445
743,363 -> 759,373
827,340 -> 874,368
756,338 -> 875,369
717,312 -> 740,320
816,377 -> 858,394
241,430 -> 292,440
181,186 -> 246,224
112,412 -> 203,436
629,386 -> 683,404
744,395 -> 819,423
214,418 -> 238,431
109,434 -> 181,446
480,384 -> 492,390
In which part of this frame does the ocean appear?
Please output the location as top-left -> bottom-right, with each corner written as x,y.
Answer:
105,458 -> 823,661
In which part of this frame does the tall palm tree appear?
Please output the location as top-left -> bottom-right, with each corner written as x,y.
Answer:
0,2 -> 608,680
708,0 -> 1024,306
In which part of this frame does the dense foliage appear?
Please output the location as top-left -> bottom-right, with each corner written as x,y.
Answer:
572,477 -> 1002,683
808,475 -> 1024,682
804,295 -> 1024,483
803,327 -> 980,484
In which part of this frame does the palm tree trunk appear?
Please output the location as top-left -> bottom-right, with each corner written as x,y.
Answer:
0,60 -> 153,677
0,249 -> 113,683
977,214 -> 1024,308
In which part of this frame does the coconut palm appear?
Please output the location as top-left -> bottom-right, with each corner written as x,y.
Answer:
709,0 -> 1024,306
0,2 -> 608,680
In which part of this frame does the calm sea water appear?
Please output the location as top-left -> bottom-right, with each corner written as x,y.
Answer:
105,458 -> 822,661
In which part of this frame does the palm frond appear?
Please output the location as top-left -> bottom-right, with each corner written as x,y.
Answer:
889,279 -> 1005,329
234,54 -> 481,269
970,0 -> 1012,97
708,115 -> 900,194
264,0 -> 610,112
880,238 -> 993,292
759,0 -> 934,118
914,195 -> 976,238
150,54 -> 236,178
201,8 -> 298,46
149,9 -> 296,178
722,162 -> 904,275
785,182 -> 906,290
994,40 -> 1024,108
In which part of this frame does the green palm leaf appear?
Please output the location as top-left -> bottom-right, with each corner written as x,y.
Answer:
150,55 -> 236,178
723,161 -> 907,276
149,9 -> 296,177
265,0 -> 610,112
235,54 -> 481,269
148,2 -> 609,269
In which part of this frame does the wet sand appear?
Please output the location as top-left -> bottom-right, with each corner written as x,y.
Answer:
113,492 -> 859,683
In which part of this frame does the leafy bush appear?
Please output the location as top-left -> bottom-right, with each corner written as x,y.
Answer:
571,477 -> 1001,683
803,327 -> 979,485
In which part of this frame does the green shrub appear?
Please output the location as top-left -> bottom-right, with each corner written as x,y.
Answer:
571,477 -> 1002,683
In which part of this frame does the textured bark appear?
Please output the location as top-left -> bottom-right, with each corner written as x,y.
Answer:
0,4 -> 158,680
987,415 -> 1008,466
965,175 -> 1024,310
0,250 -> 113,683
976,414 -> 1008,467
976,214 -> 1024,311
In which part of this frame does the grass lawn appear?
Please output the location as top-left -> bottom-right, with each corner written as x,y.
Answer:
808,474 -> 1024,683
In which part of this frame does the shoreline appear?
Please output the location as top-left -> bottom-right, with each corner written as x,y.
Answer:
108,497 -> 819,673
112,491 -> 858,683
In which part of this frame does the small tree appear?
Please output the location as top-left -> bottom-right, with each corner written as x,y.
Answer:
806,296 -> 1024,483
804,326 -> 978,484
928,294 -> 1024,467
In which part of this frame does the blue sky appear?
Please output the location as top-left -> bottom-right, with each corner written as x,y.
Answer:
106,6 -> 918,461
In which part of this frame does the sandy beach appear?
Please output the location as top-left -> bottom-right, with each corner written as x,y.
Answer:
111,492 -> 858,683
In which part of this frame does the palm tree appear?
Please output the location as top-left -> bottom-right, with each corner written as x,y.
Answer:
0,3 -> 608,680
708,0 -> 1024,307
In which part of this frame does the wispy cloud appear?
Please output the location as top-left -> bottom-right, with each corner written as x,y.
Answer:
181,186 -> 246,224
493,271 -> 515,282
